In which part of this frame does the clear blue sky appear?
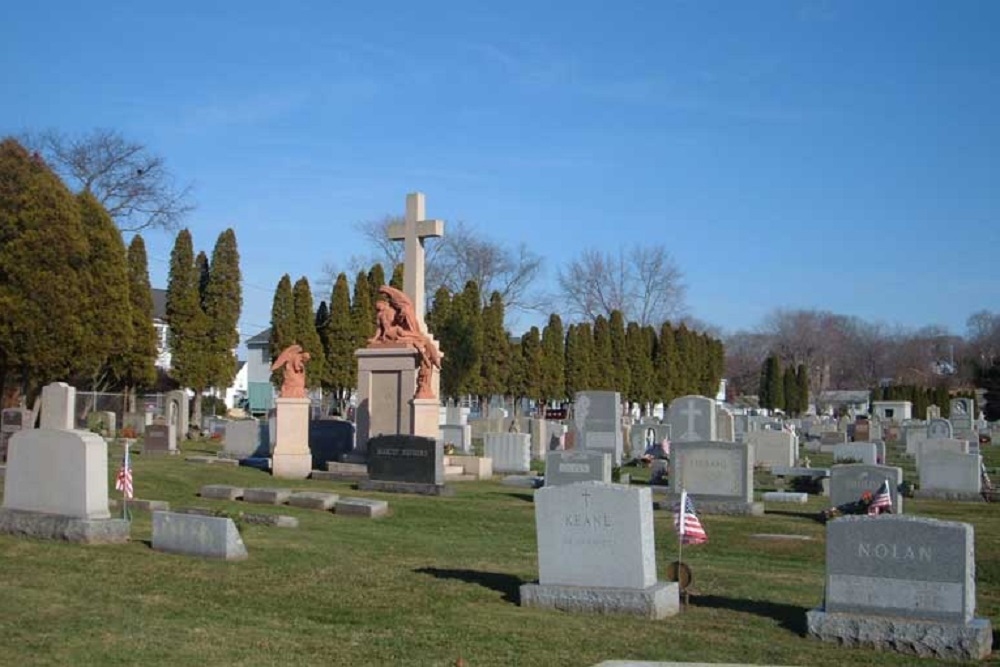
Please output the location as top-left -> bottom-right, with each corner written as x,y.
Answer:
3,1 -> 998,351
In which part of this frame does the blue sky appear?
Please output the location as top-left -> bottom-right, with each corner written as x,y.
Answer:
3,1 -> 998,351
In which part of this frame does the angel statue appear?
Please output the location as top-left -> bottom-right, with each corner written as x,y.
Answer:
271,344 -> 311,398
369,285 -> 442,399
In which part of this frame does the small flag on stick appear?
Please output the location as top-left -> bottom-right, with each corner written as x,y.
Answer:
115,446 -> 133,500
674,490 -> 708,545
867,478 -> 892,515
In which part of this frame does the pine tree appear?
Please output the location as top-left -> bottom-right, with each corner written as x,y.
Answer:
626,321 -> 654,414
390,263 -> 404,290
269,274 -> 295,388
315,300 -> 330,375
564,324 -> 582,399
292,277 -> 325,389
674,324 -> 697,396
0,138 -> 91,401
367,263 -> 387,305
440,281 -> 482,399
195,251 -> 210,310
123,235 -> 158,411
76,191 -> 132,388
783,365 -> 798,415
539,313 -> 566,406
609,310 -> 630,397
522,326 -> 543,404
592,315 -> 614,390
203,229 -> 242,395
936,385 -> 950,418
166,229 -> 210,430
760,354 -> 784,411
506,337 -> 527,416
352,270 -> 375,349
796,364 -> 810,415
479,292 -> 508,412
654,322 -> 679,406
426,286 -> 452,340
324,273 -> 355,410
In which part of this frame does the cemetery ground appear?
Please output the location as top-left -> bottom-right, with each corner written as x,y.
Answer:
0,441 -> 997,667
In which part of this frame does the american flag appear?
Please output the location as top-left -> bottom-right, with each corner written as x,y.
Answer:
867,479 -> 892,515
673,491 -> 708,545
115,446 -> 133,500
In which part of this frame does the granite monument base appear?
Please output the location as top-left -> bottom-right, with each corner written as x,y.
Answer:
357,479 -> 454,496
913,489 -> 984,502
655,495 -> 764,516
807,609 -> 992,661
0,508 -> 130,544
520,581 -> 679,620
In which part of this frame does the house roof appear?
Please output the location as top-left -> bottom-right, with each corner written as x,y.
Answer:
246,328 -> 272,347
152,288 -> 167,320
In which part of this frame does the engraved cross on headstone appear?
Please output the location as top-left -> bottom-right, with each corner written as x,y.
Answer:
387,192 -> 444,333
581,489 -> 592,510
680,399 -> 702,441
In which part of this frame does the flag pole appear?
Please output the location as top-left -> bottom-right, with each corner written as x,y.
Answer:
121,445 -> 131,522
677,488 -> 686,568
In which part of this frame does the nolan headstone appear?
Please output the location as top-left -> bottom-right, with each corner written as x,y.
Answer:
309,418 -> 355,469
807,515 -> 992,660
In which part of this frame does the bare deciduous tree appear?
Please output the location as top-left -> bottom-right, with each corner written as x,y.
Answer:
556,244 -> 686,326
22,128 -> 194,232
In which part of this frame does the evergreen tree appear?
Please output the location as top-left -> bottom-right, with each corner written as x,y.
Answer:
0,138 -> 91,401
166,228 -> 210,429
566,322 -> 596,397
539,313 -> 565,406
592,315 -> 614,390
269,274 -> 295,388
564,324 -> 582,399
426,286 -> 452,340
76,191 -> 132,388
195,251 -> 210,310
123,235 -> 159,411
292,277 -> 325,389
609,310 -> 630,397
626,321 -> 655,413
439,281 -> 482,399
521,326 -> 543,404
654,322 -> 679,406
479,292 -> 508,412
203,229 -> 242,396
324,273 -> 355,410
390,263 -> 404,290
936,385 -> 950,418
760,354 -> 784,411
674,324 -> 697,396
352,270 -> 375,349
367,263 -> 387,305
782,365 -> 798,415
796,364 -> 810,415
506,336 -> 527,417
315,300 -> 330,375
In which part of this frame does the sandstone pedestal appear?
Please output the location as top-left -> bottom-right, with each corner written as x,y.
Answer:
272,397 -> 311,479
356,346 -> 442,451
411,397 -> 440,441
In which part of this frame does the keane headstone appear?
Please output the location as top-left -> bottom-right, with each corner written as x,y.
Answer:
807,515 -> 992,660
520,482 -> 679,618
666,395 -> 716,443
572,391 -> 623,465
544,450 -> 612,487
829,464 -> 904,513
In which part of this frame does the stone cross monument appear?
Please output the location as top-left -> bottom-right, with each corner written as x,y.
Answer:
387,192 -> 444,334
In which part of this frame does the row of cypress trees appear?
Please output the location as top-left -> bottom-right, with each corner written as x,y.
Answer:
758,355 -> 810,415
268,268 -> 725,413
0,138 -> 159,408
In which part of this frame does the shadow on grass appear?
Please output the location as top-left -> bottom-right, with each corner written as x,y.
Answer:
494,492 -> 535,503
764,509 -> 826,524
414,567 -> 523,604
690,594 -> 808,635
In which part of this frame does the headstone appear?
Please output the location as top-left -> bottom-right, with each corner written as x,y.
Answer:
916,437 -> 969,466
927,418 -> 953,440
439,423 -> 472,454
243,488 -> 293,505
358,434 -> 450,495
807,515 -> 992,661
820,431 -> 847,445
628,424 -> 670,459
308,418 -> 355,469
520,482 -> 679,619
832,442 -> 877,465
151,511 -> 247,560
916,451 -> 982,500
287,491 -> 339,511
335,497 -> 389,518
746,430 -> 796,469
40,382 -> 75,430
165,389 -> 189,439
829,464 -> 904,513
143,423 -> 177,455
667,441 -> 762,515
715,408 -> 735,442
926,405 -> 941,420
762,491 -> 808,504
223,419 -> 265,459
1,408 -> 30,461
199,485 -> 244,500
666,395 -> 716,443
733,414 -> 749,441
572,391 -> 623,465
949,397 -> 975,433
483,433 -> 531,474
544,450 -> 612,487
0,429 -> 129,543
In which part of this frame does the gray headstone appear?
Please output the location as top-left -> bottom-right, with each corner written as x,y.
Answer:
919,451 -> 982,495
666,395 -> 716,443
143,423 -> 177,455
544,450 -> 612,487
484,433 -> 531,473
927,418 -> 953,440
243,488 -> 293,505
1,408 -> 30,462
628,424 -> 670,458
199,485 -> 244,500
223,419 -> 265,458
746,430 -> 796,468
669,441 -> 753,504
832,442 -> 877,465
152,511 -> 247,560
829,464 -> 904,513
440,423 -> 472,454
949,397 -> 975,432
572,391 -> 623,465
287,491 -> 339,511
335,497 -> 389,518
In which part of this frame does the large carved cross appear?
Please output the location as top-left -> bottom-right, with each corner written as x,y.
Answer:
387,192 -> 444,333
679,399 -> 702,441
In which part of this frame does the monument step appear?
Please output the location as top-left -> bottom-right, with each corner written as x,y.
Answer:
310,470 -> 369,482
444,465 -> 464,476
444,473 -> 477,482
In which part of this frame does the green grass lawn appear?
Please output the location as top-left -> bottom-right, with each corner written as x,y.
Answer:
0,438 -> 997,667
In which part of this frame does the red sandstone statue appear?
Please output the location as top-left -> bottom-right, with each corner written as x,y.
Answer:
368,286 -> 442,399
271,344 -> 311,398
